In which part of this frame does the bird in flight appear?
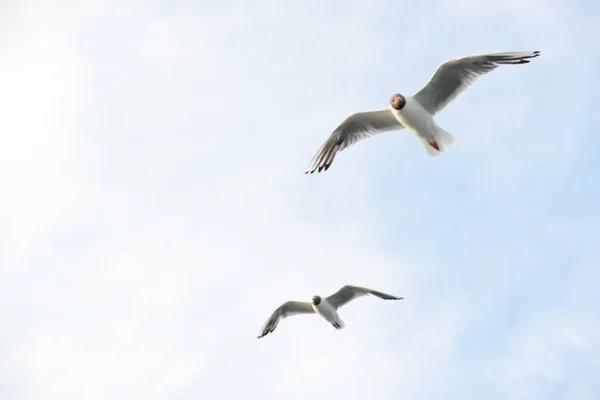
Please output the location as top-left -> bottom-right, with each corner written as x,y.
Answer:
257,285 -> 403,338
305,51 -> 541,174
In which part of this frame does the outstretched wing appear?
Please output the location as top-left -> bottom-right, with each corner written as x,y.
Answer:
325,285 -> 402,310
257,301 -> 315,338
413,51 -> 540,115
306,108 -> 404,174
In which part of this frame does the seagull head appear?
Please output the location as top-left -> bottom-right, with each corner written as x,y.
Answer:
312,295 -> 321,305
390,93 -> 406,111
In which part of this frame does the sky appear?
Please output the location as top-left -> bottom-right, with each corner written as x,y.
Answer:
1,0 -> 599,399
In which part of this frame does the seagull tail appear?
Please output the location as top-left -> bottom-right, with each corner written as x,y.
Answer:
420,127 -> 455,157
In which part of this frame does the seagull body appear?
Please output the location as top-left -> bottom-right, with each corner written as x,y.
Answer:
312,296 -> 345,329
390,95 -> 452,156
257,285 -> 402,338
305,51 -> 541,173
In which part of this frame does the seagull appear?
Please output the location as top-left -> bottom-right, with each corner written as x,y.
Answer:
305,51 -> 541,173
257,285 -> 403,338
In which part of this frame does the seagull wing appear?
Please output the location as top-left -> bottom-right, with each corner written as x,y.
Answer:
257,301 -> 315,338
413,51 -> 540,115
306,108 -> 404,174
325,285 -> 402,310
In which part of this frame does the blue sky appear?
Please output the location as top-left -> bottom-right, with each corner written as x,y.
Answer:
1,0 -> 599,399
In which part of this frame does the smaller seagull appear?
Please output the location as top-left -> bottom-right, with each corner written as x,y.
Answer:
257,285 -> 403,338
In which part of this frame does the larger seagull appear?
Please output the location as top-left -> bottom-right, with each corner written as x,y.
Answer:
305,51 -> 541,174
257,284 -> 402,338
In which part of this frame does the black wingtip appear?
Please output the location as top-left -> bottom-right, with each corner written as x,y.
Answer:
306,162 -> 334,174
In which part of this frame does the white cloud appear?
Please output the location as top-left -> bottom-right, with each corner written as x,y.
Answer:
0,4 -> 86,270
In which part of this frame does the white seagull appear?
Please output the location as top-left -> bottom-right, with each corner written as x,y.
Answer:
257,285 -> 402,338
305,50 -> 541,173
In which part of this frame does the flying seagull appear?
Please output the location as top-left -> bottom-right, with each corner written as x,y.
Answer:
257,285 -> 402,338
305,51 -> 541,173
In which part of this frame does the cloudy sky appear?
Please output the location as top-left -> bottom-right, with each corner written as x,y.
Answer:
1,0 -> 599,399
